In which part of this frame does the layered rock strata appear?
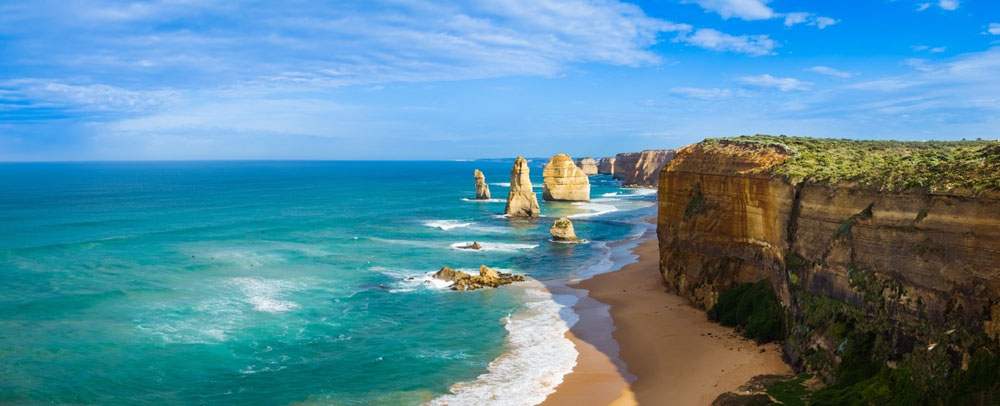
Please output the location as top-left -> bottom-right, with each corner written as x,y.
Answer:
433,265 -> 525,291
473,169 -> 491,200
597,157 -> 615,175
657,136 -> 1000,388
542,154 -> 591,202
613,150 -> 676,187
504,156 -> 541,218
574,157 -> 599,175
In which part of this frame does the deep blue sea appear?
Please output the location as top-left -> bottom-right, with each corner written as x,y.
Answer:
0,160 -> 655,405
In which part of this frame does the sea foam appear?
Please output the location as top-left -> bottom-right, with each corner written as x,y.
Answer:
427,281 -> 579,406
423,220 -> 473,230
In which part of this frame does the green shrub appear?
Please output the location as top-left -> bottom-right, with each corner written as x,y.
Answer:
708,280 -> 785,343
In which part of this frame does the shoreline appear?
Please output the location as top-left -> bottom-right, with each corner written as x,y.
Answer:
543,235 -> 791,406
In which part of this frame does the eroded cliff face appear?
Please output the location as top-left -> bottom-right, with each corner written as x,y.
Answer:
597,157 -> 615,175
543,154 -> 590,202
575,157 -> 599,175
657,139 -> 1000,379
614,150 -> 676,187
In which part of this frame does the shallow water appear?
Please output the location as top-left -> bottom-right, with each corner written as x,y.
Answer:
0,160 -> 655,405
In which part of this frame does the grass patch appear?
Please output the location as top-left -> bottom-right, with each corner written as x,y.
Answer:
708,280 -> 785,343
703,135 -> 1000,192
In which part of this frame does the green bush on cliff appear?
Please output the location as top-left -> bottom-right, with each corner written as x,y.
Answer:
704,135 -> 1000,192
708,280 -> 784,343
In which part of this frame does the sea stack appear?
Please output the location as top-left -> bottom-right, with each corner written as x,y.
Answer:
575,157 -> 599,175
597,157 -> 615,175
549,218 -> 580,242
473,169 -> 491,199
504,156 -> 541,218
543,154 -> 590,201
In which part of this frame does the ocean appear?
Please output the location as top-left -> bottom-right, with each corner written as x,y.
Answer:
0,160 -> 655,405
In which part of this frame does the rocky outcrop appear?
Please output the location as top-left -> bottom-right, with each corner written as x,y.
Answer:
614,150 -> 676,187
543,154 -> 590,202
657,136 -> 1000,393
456,241 -> 481,250
474,169 -> 491,199
433,265 -> 525,291
505,156 -> 540,218
550,218 -> 580,242
597,157 -> 615,175
574,157 -> 599,175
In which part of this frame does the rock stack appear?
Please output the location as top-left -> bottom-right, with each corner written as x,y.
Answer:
597,157 -> 615,175
473,169 -> 491,199
542,154 -> 591,202
504,156 -> 541,218
549,218 -> 580,242
574,157 -> 599,175
433,265 -> 525,291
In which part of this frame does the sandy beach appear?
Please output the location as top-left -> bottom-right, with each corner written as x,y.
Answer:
543,237 -> 791,406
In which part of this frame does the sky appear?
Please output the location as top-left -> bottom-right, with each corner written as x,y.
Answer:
1,0 -> 999,161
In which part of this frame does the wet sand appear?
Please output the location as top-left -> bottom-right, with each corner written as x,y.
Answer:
542,237 -> 791,406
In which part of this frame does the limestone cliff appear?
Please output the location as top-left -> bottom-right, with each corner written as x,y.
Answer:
657,135 -> 1000,396
543,154 -> 591,202
473,169 -> 491,200
597,157 -> 615,175
505,156 -> 541,218
574,157 -> 599,175
613,150 -> 675,187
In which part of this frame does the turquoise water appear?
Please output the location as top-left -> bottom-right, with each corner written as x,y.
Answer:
0,161 -> 655,405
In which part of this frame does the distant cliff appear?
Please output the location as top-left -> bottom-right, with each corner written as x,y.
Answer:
657,135 -> 1000,403
613,150 -> 675,187
597,157 -> 615,175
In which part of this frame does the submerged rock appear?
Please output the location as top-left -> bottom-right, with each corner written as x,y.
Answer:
474,169 -> 491,200
504,156 -> 541,218
575,157 -> 599,175
457,241 -> 482,250
433,265 -> 525,291
543,154 -> 590,202
550,217 -> 580,242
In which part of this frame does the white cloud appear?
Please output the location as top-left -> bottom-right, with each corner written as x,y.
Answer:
677,29 -> 776,56
988,23 -> 1000,35
917,0 -> 959,11
807,66 -> 855,78
1,79 -> 181,112
815,17 -> 837,29
0,0 -> 693,89
912,45 -> 947,53
738,74 -> 812,91
686,0 -> 835,29
782,13 -> 837,29
684,0 -> 774,20
938,0 -> 959,10
783,12 -> 809,26
669,87 -> 734,100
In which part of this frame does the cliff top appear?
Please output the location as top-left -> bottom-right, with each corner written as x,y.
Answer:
702,135 -> 1000,192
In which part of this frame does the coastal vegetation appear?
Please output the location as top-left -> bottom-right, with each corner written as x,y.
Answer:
708,280 -> 784,343
703,135 -> 1000,192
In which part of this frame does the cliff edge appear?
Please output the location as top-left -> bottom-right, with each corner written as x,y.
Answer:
658,135 -> 1000,403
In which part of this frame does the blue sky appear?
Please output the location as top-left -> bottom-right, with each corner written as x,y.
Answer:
1,0 -> 999,160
